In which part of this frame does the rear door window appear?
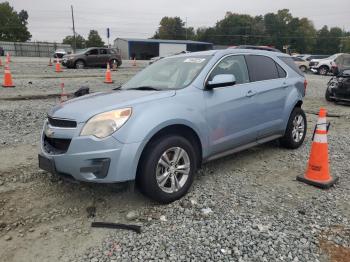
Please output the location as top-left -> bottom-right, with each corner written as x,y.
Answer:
279,56 -> 304,76
245,55 -> 279,82
209,55 -> 250,84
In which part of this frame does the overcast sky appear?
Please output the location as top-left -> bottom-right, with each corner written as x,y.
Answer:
8,0 -> 350,43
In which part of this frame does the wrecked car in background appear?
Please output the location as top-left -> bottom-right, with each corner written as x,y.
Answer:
326,69 -> 350,103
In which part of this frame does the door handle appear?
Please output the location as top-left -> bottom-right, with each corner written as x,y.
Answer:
246,90 -> 257,97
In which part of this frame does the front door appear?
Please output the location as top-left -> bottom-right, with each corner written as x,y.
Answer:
204,55 -> 259,155
86,48 -> 99,66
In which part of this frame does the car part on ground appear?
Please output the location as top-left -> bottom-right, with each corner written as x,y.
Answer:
325,69 -> 350,103
39,49 -> 306,203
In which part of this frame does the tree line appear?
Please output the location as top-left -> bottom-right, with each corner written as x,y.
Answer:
153,10 -> 350,54
1,1 -> 349,55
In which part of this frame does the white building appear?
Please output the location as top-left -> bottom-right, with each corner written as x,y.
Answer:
114,38 -> 213,60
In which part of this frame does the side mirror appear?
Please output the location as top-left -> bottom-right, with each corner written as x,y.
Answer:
206,74 -> 236,89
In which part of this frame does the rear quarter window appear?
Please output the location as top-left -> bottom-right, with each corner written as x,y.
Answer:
279,56 -> 304,76
245,55 -> 279,82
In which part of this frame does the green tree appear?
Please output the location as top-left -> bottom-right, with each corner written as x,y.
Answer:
85,30 -> 105,47
62,34 -> 86,49
0,1 -> 31,41
153,17 -> 186,40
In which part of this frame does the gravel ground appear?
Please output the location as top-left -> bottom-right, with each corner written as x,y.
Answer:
0,57 -> 349,262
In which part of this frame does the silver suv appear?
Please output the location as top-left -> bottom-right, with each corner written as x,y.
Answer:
39,49 -> 307,203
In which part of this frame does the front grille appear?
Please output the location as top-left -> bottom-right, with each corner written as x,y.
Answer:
48,116 -> 77,128
44,135 -> 71,154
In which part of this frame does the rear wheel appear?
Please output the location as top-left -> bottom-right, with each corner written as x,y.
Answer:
109,59 -> 118,68
75,60 -> 85,69
280,107 -> 307,149
137,135 -> 197,203
318,66 -> 328,76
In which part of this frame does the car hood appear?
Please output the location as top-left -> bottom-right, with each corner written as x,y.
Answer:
49,90 -> 175,122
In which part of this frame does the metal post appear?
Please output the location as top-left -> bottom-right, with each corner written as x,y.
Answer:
71,5 -> 77,52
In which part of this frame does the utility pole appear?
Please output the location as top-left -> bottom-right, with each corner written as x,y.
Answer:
71,5 -> 77,52
185,17 -> 188,40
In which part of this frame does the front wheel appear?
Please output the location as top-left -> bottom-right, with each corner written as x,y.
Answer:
75,60 -> 85,69
279,107 -> 307,149
137,135 -> 197,203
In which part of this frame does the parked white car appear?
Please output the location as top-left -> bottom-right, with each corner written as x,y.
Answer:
309,53 -> 343,75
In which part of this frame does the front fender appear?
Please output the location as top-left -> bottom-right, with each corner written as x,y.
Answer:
113,89 -> 209,155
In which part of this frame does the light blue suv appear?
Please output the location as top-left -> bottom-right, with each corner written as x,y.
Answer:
39,49 -> 307,203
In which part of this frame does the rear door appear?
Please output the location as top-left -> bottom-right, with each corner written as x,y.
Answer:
244,55 -> 289,140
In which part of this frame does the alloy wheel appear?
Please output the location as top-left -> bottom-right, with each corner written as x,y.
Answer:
291,114 -> 305,142
156,147 -> 190,194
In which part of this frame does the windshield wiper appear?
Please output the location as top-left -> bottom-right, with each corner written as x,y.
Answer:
128,86 -> 160,91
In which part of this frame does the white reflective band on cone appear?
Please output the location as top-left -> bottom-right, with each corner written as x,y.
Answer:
316,117 -> 327,131
313,133 -> 328,143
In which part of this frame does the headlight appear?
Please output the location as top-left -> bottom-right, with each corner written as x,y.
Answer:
80,108 -> 132,138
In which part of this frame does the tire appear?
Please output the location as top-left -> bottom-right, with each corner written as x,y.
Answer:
299,65 -> 307,73
325,88 -> 333,102
109,59 -> 119,68
318,66 -> 328,76
137,135 -> 197,203
279,107 -> 307,149
75,60 -> 85,69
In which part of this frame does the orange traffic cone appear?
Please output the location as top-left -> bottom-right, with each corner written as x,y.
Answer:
55,58 -> 62,72
104,63 -> 113,84
48,57 -> 53,66
60,82 -> 68,103
132,57 -> 136,67
297,108 -> 338,189
2,65 -> 15,88
6,52 -> 10,63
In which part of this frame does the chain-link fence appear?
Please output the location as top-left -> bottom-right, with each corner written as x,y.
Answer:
0,41 -> 72,57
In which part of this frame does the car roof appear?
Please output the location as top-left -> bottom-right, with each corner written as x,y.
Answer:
172,49 -> 289,59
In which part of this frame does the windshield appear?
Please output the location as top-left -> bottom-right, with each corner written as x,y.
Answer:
122,55 -> 211,90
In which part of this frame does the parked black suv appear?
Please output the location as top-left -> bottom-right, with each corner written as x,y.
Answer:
62,47 -> 122,69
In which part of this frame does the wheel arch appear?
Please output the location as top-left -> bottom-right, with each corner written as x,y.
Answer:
75,59 -> 86,67
135,124 -> 203,181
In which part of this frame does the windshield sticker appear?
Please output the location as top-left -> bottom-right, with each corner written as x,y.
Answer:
184,58 -> 206,63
